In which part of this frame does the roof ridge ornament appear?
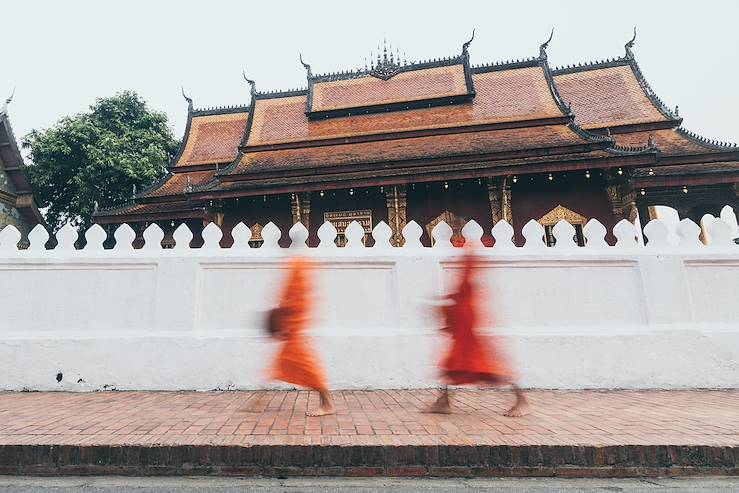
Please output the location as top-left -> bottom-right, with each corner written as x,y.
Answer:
625,27 -> 637,59
242,70 -> 257,97
180,87 -> 193,111
539,28 -> 554,59
299,53 -> 312,78
1,87 -> 15,115
462,29 -> 475,58
369,38 -> 402,80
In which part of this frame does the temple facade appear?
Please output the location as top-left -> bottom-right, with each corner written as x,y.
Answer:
94,32 -> 739,246
0,95 -> 45,240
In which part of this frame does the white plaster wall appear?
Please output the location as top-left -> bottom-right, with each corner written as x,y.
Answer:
1,215 -> 738,391
1,246 -> 738,391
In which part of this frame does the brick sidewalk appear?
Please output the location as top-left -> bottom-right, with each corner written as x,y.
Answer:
0,390 -> 737,476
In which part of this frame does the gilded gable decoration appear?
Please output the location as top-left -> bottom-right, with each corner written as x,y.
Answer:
538,205 -> 588,226
425,210 -> 468,245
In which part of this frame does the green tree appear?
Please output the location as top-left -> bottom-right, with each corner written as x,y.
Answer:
24,91 -> 179,230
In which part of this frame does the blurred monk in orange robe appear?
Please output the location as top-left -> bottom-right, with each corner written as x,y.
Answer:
267,256 -> 335,416
429,248 -> 529,417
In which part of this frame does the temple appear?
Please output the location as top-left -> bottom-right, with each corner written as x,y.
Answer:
0,92 -> 45,240
94,31 -> 739,246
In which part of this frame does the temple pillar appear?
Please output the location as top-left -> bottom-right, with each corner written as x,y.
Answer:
214,211 -> 225,228
625,190 -> 639,224
486,178 -> 502,224
604,183 -> 636,221
290,192 -> 311,229
385,184 -> 407,246
501,176 -> 513,225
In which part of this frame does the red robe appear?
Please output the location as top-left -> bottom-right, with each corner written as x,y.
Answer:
439,250 -> 513,385
269,257 -> 328,392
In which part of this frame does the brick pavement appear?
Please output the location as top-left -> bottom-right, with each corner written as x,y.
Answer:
0,389 -> 737,476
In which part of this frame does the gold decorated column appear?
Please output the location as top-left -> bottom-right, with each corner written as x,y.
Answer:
501,176 -> 513,225
290,192 -> 311,230
605,182 -> 637,222
385,184 -> 407,246
486,178 -> 502,224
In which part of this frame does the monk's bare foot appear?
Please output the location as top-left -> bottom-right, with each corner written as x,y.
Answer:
306,404 -> 335,417
503,390 -> 530,417
427,393 -> 452,414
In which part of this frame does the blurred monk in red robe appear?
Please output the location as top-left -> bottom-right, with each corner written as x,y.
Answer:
429,248 -> 529,417
266,256 -> 335,416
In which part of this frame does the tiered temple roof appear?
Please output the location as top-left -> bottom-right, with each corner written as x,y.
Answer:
551,35 -> 739,189
95,32 -> 738,223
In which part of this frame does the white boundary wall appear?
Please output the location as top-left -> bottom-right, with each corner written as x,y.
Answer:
0,209 -> 738,391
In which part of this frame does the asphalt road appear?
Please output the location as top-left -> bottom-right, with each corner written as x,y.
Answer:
0,477 -> 737,492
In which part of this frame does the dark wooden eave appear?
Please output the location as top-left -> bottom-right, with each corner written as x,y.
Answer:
187,151 -> 657,201
94,209 -> 207,225
305,93 -> 476,121
587,120 -> 682,135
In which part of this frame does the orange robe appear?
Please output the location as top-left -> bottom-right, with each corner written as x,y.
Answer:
270,256 -> 328,392
439,250 -> 513,385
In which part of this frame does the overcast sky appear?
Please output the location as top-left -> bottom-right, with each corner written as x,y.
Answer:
2,0 -> 738,147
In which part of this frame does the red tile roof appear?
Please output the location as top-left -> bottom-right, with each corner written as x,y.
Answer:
98,202 -> 204,216
143,170 -> 216,198
309,64 -> 469,113
234,125 -> 595,175
554,64 -> 670,129
247,67 -> 565,147
174,111 -> 248,167
615,129 -> 731,155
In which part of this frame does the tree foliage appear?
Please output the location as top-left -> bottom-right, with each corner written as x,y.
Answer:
24,91 -> 179,230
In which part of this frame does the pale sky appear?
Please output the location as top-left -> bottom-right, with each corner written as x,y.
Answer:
2,0 -> 738,147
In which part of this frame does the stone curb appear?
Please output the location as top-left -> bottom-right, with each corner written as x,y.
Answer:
0,444 -> 737,477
